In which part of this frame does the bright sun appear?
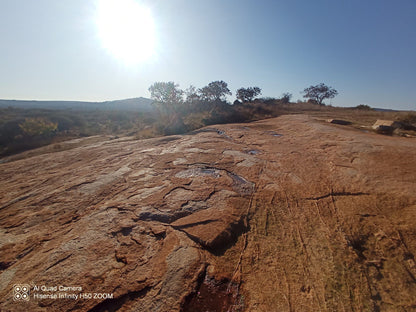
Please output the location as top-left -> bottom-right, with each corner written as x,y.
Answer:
95,0 -> 156,64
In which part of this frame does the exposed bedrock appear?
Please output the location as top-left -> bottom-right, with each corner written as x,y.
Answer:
0,115 -> 415,311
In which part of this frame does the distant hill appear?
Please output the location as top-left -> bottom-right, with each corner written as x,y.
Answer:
0,97 -> 155,112
372,107 -> 400,112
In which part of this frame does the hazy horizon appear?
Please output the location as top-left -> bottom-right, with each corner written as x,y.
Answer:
0,96 -> 151,102
1,0 -> 415,110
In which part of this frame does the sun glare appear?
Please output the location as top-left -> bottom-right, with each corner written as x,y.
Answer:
95,0 -> 156,64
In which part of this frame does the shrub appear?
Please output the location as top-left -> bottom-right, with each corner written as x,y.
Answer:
397,113 -> 416,128
281,93 -> 292,104
355,104 -> 372,110
19,117 -> 58,137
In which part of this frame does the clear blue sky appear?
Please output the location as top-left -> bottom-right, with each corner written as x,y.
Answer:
1,0 -> 415,110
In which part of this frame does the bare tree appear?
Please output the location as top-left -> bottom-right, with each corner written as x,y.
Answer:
281,92 -> 292,104
184,85 -> 200,104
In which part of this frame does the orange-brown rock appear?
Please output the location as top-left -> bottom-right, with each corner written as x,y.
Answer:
1,114 -> 415,311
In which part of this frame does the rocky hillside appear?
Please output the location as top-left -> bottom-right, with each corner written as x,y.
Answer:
1,114 -> 415,311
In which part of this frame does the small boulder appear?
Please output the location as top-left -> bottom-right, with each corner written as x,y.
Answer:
374,125 -> 394,135
327,119 -> 352,125
372,120 -> 401,135
372,120 -> 401,129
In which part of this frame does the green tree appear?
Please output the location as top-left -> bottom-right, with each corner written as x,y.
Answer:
302,83 -> 338,105
199,81 -> 232,101
148,81 -> 184,115
148,81 -> 186,134
236,87 -> 262,102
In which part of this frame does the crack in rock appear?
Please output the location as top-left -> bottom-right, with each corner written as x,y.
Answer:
305,191 -> 370,200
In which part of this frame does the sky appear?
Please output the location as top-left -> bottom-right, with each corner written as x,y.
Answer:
0,0 -> 415,110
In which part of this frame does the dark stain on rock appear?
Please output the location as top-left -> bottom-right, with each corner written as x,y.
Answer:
182,269 -> 243,312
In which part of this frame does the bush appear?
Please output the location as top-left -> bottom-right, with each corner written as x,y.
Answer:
281,93 -> 292,104
355,104 -> 372,110
19,117 -> 58,137
258,97 -> 277,104
396,113 -> 416,129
